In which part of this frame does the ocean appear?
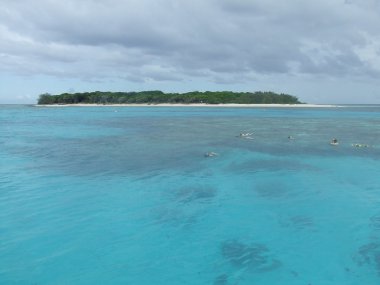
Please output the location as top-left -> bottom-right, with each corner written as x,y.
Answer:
1,105 -> 380,284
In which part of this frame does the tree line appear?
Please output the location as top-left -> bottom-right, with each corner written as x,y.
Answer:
37,91 -> 301,105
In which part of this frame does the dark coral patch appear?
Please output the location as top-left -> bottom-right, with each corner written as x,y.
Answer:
370,215 -> 380,230
353,242 -> 380,275
221,240 -> 281,271
213,274 -> 229,285
174,185 -> 217,203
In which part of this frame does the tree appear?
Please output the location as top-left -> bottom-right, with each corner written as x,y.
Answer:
36,91 -> 302,105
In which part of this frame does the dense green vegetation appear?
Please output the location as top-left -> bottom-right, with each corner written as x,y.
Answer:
37,91 -> 301,105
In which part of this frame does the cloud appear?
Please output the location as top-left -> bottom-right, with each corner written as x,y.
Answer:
1,0 -> 380,84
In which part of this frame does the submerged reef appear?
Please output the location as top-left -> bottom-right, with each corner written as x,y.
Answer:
353,242 -> 380,275
173,185 -> 217,204
221,240 -> 281,271
213,274 -> 229,285
370,215 -> 380,231
152,185 -> 217,227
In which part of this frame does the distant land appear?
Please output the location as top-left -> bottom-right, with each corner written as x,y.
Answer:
37,91 -> 302,105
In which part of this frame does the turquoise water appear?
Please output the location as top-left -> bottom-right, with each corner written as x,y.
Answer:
1,105 -> 380,285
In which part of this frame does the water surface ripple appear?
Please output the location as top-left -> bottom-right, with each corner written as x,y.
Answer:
1,105 -> 380,284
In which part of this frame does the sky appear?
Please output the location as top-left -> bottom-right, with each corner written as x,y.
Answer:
1,0 -> 380,104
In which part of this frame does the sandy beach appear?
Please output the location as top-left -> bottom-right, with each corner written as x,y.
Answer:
35,103 -> 341,108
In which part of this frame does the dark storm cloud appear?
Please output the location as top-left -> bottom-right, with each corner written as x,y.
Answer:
1,0 -> 380,82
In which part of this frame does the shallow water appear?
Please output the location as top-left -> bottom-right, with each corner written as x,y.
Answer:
1,105 -> 380,284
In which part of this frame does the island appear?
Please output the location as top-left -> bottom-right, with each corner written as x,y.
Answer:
37,91 -> 302,105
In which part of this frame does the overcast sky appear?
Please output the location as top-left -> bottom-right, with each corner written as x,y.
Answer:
1,0 -> 380,103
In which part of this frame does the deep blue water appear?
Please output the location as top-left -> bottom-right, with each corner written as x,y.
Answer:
1,105 -> 380,284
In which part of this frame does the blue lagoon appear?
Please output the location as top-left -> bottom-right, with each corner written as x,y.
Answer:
1,105 -> 380,284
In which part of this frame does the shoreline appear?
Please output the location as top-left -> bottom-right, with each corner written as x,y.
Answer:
35,103 -> 341,108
